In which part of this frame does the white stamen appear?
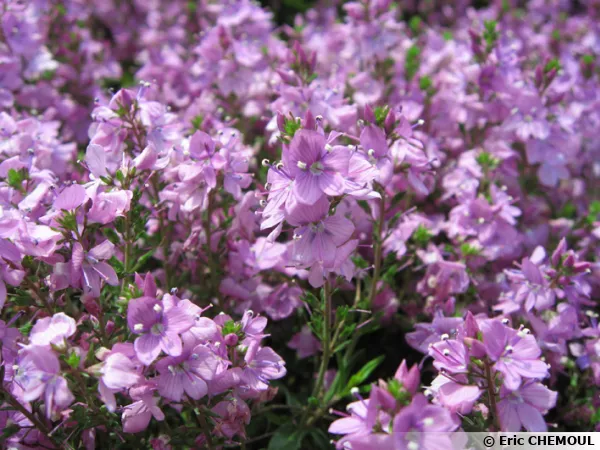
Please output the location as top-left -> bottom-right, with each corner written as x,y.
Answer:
297,161 -> 307,170
153,304 -> 163,313
134,323 -> 144,331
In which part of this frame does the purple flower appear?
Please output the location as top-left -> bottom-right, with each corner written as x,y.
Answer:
53,184 -> 88,211
155,343 -> 218,402
497,381 -> 557,431
13,346 -> 74,419
482,320 -> 549,390
241,346 -> 286,391
392,394 -> 458,449
288,326 -> 321,359
127,296 -> 194,365
71,241 -> 119,298
287,197 -> 354,267
29,313 -> 76,347
430,374 -> 482,415
122,389 -> 165,433
284,130 -> 350,205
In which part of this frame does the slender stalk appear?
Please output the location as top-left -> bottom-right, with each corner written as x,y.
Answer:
311,280 -> 333,400
368,190 -> 386,305
2,390 -> 66,449
484,358 -> 500,431
204,189 -> 220,301
197,411 -> 214,450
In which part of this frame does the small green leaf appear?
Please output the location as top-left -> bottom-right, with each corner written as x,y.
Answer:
412,224 -> 432,247
132,248 -> 156,272
544,58 -> 561,74
409,16 -> 422,34
191,115 -> 203,130
342,355 -> 385,396
374,105 -> 390,127
268,423 -> 307,450
7,168 -> 25,190
419,76 -> 432,92
460,243 -> 481,257
18,322 -> 33,336
405,45 -> 421,81
65,351 -> 81,369
283,117 -> 302,138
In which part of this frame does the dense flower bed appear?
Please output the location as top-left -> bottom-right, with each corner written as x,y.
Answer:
0,0 -> 599,448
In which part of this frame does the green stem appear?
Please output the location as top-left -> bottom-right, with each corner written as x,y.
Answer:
3,389 -> 67,449
204,189 -> 220,301
368,189 -> 386,305
197,410 -> 214,450
311,280 -> 333,401
484,358 -> 500,431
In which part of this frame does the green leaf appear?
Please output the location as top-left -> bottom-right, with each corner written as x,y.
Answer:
374,105 -> 390,127
460,243 -> 481,257
409,16 -> 422,34
412,224 -> 432,247
65,351 -> 81,369
18,322 -> 33,336
102,228 -> 121,245
544,58 -> 561,74
342,355 -> 385,397
7,168 -> 25,190
108,256 -> 125,275
419,75 -> 432,92
476,151 -> 499,170
405,45 -> 421,81
283,117 -> 302,138
483,20 -> 499,51
591,408 -> 600,425
132,248 -> 156,272
191,115 -> 203,130
268,423 -> 307,450
586,200 -> 600,225
222,320 -> 243,336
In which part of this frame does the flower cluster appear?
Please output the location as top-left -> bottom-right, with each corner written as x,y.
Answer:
1,0 -> 600,448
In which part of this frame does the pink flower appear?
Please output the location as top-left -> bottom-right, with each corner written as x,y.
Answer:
284,130 -> 350,205
212,395 -> 251,439
14,346 -> 75,419
71,241 -> 119,298
53,184 -> 88,211
287,197 -> 354,268
30,313 -> 76,347
241,346 -> 286,391
155,343 -> 218,402
482,321 -> 549,390
122,389 -> 165,433
497,381 -> 557,431
127,296 -> 194,365
288,326 -> 321,359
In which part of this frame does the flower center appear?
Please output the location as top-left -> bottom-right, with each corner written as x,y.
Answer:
309,161 -> 324,175
309,222 -> 325,233
151,323 -> 164,335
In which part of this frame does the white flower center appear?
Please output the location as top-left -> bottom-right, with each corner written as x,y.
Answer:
151,323 -> 164,335
310,161 -> 324,175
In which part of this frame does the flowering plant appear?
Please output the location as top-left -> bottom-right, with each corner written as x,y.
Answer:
1,0 -> 599,449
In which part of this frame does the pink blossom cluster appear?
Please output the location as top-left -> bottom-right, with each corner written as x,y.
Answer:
1,0 -> 600,448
